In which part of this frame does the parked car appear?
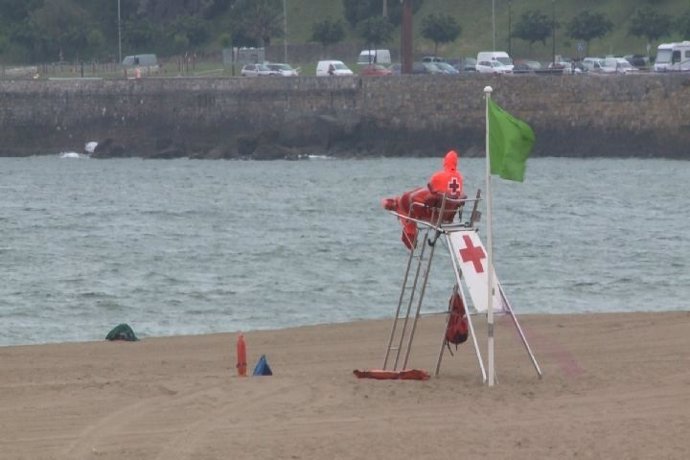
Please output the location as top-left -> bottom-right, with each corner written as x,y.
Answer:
357,49 -> 391,65
265,63 -> 300,76
611,58 -> 639,74
121,53 -> 159,75
624,54 -> 650,70
359,64 -> 392,76
240,63 -> 279,77
433,62 -> 460,74
316,60 -> 354,76
582,57 -> 605,73
512,63 -> 534,74
548,60 -> 582,74
421,56 -> 445,63
455,57 -> 477,72
475,60 -> 512,74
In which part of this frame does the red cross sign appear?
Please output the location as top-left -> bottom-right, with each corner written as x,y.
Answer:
448,178 -> 460,196
459,235 -> 486,273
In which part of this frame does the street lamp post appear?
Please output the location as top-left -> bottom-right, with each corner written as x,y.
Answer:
492,0 -> 496,51
508,0 -> 512,56
117,0 -> 122,63
551,0 -> 556,66
283,0 -> 288,62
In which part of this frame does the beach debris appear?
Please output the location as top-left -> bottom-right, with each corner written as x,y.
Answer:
252,354 -> 273,376
236,334 -> 247,377
105,323 -> 138,341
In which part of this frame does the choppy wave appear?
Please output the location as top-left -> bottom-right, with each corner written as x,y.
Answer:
0,156 -> 688,346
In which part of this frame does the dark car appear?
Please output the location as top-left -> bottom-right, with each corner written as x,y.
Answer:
625,54 -> 650,70
512,63 -> 534,74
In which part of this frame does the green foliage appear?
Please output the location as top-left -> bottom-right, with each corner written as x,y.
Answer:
341,0 -> 423,28
0,0 -> 688,65
29,0 -> 91,61
218,33 -> 232,48
421,13 -> 461,56
357,16 -> 394,49
169,16 -> 210,48
311,18 -> 346,48
676,10 -> 690,38
513,10 -> 553,47
0,0 -> 43,22
342,0 -> 378,28
124,19 -> 161,52
566,11 -> 613,53
231,0 -> 283,47
629,7 -> 672,43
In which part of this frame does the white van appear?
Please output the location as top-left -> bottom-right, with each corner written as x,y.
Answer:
316,60 -> 354,76
357,49 -> 391,65
121,53 -> 160,74
475,51 -> 514,73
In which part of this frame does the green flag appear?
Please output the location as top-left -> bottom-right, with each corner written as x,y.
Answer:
488,98 -> 535,182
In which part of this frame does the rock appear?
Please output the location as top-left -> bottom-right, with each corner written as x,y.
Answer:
91,138 -> 126,158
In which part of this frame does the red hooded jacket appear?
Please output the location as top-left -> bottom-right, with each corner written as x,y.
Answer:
428,150 -> 463,198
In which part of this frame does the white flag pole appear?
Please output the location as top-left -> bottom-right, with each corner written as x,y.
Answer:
484,86 -> 495,387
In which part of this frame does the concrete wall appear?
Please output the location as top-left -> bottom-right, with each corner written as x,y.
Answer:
1,73 -> 689,158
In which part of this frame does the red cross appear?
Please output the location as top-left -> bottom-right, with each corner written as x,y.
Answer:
459,235 -> 485,273
448,178 -> 460,196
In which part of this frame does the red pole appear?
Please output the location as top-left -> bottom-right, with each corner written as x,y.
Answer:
236,334 -> 247,376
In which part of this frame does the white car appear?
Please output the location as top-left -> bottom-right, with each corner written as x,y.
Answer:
265,63 -> 300,76
475,60 -> 512,74
613,58 -> 639,74
316,60 -> 354,76
240,63 -> 279,77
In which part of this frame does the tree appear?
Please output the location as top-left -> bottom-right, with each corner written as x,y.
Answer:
124,19 -> 161,52
420,13 -> 461,56
29,0 -> 91,61
168,16 -> 209,48
628,7 -> 671,48
357,16 -> 394,52
311,18 -> 346,51
512,10 -> 553,50
136,0 -> 216,21
567,11 -> 613,56
342,0 -> 423,28
676,10 -> 690,39
231,0 -> 283,47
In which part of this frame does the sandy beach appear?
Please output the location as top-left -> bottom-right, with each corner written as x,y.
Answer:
1,311 -> 689,459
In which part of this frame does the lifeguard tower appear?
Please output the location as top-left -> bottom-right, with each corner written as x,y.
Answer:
382,191 -> 542,383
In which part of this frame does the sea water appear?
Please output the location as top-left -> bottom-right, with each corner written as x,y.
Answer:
1,156 -> 688,346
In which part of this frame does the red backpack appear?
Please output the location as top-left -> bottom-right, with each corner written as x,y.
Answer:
445,288 -> 469,354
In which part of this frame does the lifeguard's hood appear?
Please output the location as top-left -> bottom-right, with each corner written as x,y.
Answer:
443,150 -> 458,172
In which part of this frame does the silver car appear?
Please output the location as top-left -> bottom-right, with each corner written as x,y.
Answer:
265,63 -> 300,77
240,63 -> 279,77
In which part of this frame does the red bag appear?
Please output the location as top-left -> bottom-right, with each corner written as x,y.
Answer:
445,289 -> 469,353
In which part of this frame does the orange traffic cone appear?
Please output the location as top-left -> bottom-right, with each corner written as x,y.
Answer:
236,334 -> 247,377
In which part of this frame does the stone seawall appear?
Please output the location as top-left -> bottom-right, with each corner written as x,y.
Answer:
1,74 -> 689,158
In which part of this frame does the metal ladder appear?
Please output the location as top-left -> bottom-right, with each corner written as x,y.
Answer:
382,197 -> 457,371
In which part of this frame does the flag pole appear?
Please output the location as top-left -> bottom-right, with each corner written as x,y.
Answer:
484,85 -> 495,387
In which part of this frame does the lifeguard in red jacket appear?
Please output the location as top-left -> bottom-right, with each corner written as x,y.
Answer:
428,150 -> 463,198
382,150 -> 465,250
